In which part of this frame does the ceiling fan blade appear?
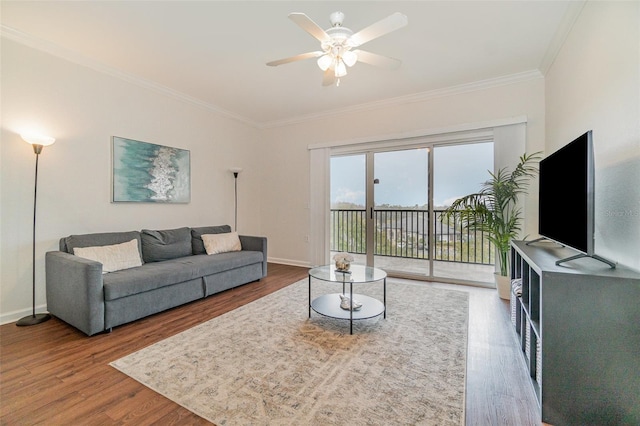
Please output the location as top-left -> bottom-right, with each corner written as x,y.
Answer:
348,12 -> 408,47
322,68 -> 336,86
288,12 -> 331,43
266,51 -> 324,67
353,50 -> 402,69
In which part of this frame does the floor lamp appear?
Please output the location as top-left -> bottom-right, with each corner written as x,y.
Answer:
230,167 -> 242,231
16,133 -> 55,326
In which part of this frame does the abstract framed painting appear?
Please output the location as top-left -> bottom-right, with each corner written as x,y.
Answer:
112,136 -> 191,203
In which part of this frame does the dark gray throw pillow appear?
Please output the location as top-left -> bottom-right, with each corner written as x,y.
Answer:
191,225 -> 232,255
141,227 -> 192,263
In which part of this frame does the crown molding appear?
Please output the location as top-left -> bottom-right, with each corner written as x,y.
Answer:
3,23 -> 544,131
538,0 -> 586,75
308,115 -> 527,151
1,25 -> 261,128
262,70 -> 543,129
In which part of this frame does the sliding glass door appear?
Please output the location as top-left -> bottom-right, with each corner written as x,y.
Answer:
432,142 -> 494,283
372,148 -> 430,276
330,149 -> 430,275
330,154 -> 367,265
330,140 -> 494,284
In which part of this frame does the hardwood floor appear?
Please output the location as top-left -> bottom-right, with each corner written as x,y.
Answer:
0,263 -> 540,425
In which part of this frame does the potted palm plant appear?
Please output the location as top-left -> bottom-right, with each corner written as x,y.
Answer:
442,152 -> 541,299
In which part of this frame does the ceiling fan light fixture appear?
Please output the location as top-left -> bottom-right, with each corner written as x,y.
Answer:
335,59 -> 347,77
317,54 -> 333,71
342,50 -> 358,67
267,11 -> 408,86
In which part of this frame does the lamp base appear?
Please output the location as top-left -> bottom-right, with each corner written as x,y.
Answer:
16,313 -> 51,326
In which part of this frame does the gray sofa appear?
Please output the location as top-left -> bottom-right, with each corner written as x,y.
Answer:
45,225 -> 267,336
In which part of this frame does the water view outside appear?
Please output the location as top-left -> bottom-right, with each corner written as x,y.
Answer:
330,143 -> 495,283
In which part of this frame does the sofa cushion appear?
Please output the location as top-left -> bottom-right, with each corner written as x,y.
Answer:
191,225 -> 232,254
202,232 -> 242,255
102,251 -> 264,300
73,239 -> 142,273
141,227 -> 192,263
63,231 -> 142,257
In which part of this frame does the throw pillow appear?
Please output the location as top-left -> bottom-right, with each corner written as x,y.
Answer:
141,227 -> 192,263
191,225 -> 232,254
63,231 -> 142,257
73,239 -> 142,273
202,232 -> 242,255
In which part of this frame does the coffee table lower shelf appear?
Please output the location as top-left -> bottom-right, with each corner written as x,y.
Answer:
310,293 -> 385,333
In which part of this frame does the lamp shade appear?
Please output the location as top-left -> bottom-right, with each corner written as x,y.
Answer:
335,60 -> 347,78
317,54 -> 333,71
342,50 -> 358,67
21,133 -> 55,147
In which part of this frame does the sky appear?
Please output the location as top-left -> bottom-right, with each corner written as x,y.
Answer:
331,142 -> 494,208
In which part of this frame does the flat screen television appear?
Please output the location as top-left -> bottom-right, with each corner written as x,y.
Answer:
535,130 -> 615,268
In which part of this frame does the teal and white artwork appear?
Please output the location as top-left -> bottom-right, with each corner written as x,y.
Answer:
112,137 -> 190,203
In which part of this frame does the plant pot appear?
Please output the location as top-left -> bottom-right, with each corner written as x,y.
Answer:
494,273 -> 511,300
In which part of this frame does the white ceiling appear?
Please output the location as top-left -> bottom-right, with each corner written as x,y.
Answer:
1,1 -> 579,127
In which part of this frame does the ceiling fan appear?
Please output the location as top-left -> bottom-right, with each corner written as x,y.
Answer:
266,11 -> 408,86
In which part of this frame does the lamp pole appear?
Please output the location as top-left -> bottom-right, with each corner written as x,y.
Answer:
17,135 -> 54,326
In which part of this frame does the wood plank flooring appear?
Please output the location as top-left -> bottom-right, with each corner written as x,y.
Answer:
0,263 -> 540,425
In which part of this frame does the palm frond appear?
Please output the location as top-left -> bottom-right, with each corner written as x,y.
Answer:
441,151 -> 541,276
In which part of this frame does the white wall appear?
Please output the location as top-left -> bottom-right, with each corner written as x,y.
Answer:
545,1 -> 640,270
260,78 -> 546,266
0,40 -> 262,323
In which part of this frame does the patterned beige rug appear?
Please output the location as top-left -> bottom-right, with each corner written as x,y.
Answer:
110,279 -> 469,425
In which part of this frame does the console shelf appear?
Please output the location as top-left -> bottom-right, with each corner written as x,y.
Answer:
510,241 -> 640,425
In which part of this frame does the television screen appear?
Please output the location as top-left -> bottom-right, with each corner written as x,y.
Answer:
538,131 -> 594,255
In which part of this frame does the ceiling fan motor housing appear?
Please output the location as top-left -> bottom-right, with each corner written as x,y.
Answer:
326,26 -> 353,41
323,13 -> 354,58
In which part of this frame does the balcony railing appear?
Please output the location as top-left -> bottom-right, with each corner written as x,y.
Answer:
330,209 -> 495,265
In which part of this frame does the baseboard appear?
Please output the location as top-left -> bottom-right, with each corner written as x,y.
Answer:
0,304 -> 49,326
267,257 -> 311,268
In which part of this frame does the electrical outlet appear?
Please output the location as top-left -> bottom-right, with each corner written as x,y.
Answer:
304,235 -> 309,242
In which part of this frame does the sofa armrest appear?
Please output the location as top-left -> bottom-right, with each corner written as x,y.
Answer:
239,235 -> 267,277
45,251 -> 106,336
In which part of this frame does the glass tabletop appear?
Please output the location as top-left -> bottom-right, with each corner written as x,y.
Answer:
308,264 -> 387,283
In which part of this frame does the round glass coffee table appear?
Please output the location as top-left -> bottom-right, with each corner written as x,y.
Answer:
308,264 -> 387,334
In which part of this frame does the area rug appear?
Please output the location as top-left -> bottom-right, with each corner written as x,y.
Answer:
110,279 -> 469,425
